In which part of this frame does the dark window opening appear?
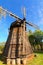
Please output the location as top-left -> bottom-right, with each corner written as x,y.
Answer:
20,60 -> 23,64
10,60 -> 12,64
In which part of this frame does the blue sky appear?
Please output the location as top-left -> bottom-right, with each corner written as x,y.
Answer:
0,0 -> 43,42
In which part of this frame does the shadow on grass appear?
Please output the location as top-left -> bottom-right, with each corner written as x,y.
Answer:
0,53 -> 6,64
34,51 -> 43,54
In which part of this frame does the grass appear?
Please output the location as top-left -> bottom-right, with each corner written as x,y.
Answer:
0,52 -> 6,65
0,61 -> 6,65
27,52 -> 43,65
0,52 -> 43,65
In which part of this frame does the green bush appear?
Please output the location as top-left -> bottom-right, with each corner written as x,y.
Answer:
0,45 -> 4,52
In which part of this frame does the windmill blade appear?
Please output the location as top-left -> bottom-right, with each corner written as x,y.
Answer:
9,13 -> 21,20
23,7 -> 26,18
22,7 -> 26,19
26,22 -> 39,30
0,6 -> 22,20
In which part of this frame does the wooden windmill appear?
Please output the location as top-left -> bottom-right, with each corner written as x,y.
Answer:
0,7 -> 39,65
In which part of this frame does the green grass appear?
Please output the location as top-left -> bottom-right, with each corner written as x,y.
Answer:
27,52 -> 43,65
0,52 -> 6,65
0,52 -> 43,65
0,61 -> 6,65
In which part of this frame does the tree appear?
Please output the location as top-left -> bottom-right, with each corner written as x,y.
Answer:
29,35 -> 36,50
28,30 -> 43,51
33,30 -> 43,50
28,30 -> 36,50
0,42 -> 5,53
28,30 -> 33,36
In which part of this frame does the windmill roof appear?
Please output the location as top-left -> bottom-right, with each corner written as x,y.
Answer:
10,20 -> 21,30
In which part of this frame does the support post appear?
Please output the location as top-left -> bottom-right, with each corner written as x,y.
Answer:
12,59 -> 16,65
17,58 -> 21,65
7,59 -> 11,65
23,58 -> 27,65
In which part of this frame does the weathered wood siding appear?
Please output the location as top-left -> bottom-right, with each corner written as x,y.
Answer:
3,21 -> 33,59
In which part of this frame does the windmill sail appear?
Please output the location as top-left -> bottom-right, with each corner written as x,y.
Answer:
0,6 -> 21,20
26,22 -> 39,30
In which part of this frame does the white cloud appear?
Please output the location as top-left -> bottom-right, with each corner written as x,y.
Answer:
37,8 -> 43,25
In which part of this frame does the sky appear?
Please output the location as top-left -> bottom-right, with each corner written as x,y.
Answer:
0,0 -> 43,42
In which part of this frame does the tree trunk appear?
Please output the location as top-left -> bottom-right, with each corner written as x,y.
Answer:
40,44 -> 43,51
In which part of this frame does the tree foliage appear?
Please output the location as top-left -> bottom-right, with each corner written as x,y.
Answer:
28,30 -> 43,51
0,42 -> 5,52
